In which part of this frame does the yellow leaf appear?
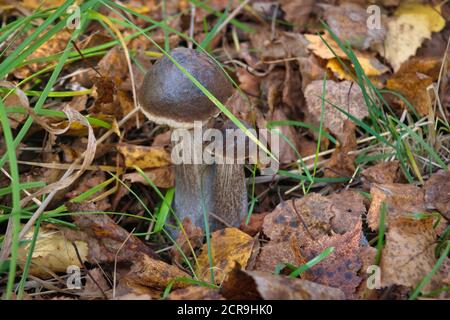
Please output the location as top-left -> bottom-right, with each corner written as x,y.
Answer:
377,4 -> 445,72
196,228 -> 254,284
18,227 -> 88,277
117,144 -> 172,169
305,34 -> 388,77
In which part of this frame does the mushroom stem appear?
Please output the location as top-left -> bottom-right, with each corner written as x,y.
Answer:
212,163 -> 247,229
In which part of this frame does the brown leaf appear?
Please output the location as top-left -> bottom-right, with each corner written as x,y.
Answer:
127,253 -> 190,290
263,195 -> 333,242
324,119 -> 357,179
221,267 -> 346,300
424,169 -> 450,220
65,202 -> 158,263
117,144 -> 171,169
168,286 -> 224,300
380,216 -> 443,291
268,108 -> 301,164
253,240 -> 297,273
323,3 -> 386,50
240,213 -> 267,237
122,167 -> 174,189
171,217 -> 204,265
278,0 -> 314,31
13,29 -> 71,78
304,80 -> 368,141
327,190 -> 366,235
361,161 -> 401,187
386,71 -> 434,116
297,221 -> 364,298
367,183 -> 425,230
196,228 -> 255,284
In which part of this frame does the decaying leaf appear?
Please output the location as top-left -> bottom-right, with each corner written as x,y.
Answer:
171,217 -> 204,265
324,119 -> 357,179
380,216 -> 443,291
278,0 -> 314,31
64,202 -> 158,263
361,161 -> 401,187
117,144 -> 171,169
17,227 -> 88,278
196,228 -> 255,284
297,221 -> 364,298
123,167 -> 174,188
168,286 -> 224,300
263,195 -> 333,242
376,3 -> 446,71
253,240 -> 297,273
424,169 -> 450,221
221,267 -> 345,300
323,3 -> 386,50
367,183 -> 425,230
127,253 -> 190,290
13,29 -> 71,78
304,80 -> 368,141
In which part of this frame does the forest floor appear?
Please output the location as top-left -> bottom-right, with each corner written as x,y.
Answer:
0,0 -> 449,300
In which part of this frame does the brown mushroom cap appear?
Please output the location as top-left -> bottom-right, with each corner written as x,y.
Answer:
138,47 -> 233,129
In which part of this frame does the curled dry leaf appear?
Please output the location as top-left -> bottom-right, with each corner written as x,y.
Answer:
423,169 -> 450,221
322,3 -> 386,50
361,161 -> 401,187
304,80 -> 368,142
17,227 -> 88,278
168,286 -> 224,300
296,221 -> 363,299
221,267 -> 345,300
117,144 -> 172,169
380,216 -> 444,291
240,212 -> 267,237
324,119 -> 357,179
376,3 -> 446,71
367,183 -> 425,230
196,228 -> 255,284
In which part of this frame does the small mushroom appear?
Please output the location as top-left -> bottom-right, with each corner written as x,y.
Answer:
138,47 -> 247,233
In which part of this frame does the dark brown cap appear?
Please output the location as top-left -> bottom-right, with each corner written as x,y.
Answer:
138,47 -> 233,128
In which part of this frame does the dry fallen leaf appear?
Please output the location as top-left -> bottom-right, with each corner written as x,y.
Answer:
17,226 -> 88,278
278,0 -> 314,31
171,217 -> 204,265
380,216 -> 443,291
263,195 -> 333,242
424,169 -> 450,221
127,253 -> 190,290
305,34 -> 389,77
304,80 -> 368,141
367,183 -> 426,230
221,267 -> 346,300
361,161 -> 401,187
117,144 -> 171,169
168,286 -> 224,300
64,202 -> 158,263
323,2 -> 386,50
297,221 -> 364,298
376,3 -> 446,71
324,119 -> 357,179
196,228 -> 255,284
122,167 -> 174,188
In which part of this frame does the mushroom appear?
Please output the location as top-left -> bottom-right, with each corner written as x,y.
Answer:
138,47 -> 247,233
